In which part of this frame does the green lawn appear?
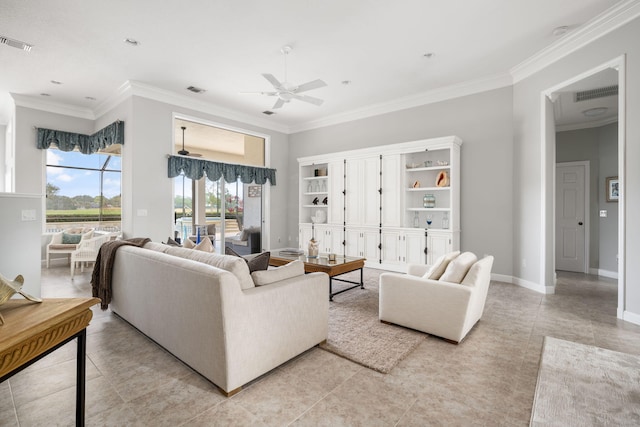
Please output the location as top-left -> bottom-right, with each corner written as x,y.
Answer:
47,208 -> 121,222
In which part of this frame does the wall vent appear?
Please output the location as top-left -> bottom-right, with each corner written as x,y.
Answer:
262,110 -> 275,115
186,86 -> 206,94
0,35 -> 32,52
575,85 -> 618,102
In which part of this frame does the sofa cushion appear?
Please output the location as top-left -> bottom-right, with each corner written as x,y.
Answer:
439,252 -> 478,284
183,238 -> 196,249
165,237 -> 181,246
144,241 -> 172,253
251,260 -> 304,286
424,251 -> 460,280
194,236 -> 213,252
225,247 -> 270,273
461,256 -> 493,286
164,246 -> 254,290
62,232 -> 82,244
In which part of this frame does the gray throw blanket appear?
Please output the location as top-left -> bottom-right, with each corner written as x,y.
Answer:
91,237 -> 151,310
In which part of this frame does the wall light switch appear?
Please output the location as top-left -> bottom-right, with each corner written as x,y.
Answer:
599,210 -> 607,218
137,209 -> 148,217
21,209 -> 36,221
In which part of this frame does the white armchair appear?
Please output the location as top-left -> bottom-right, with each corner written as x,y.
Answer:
70,233 -> 112,279
46,228 -> 94,268
379,255 -> 494,343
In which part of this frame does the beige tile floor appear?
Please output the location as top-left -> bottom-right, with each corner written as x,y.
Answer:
3,266 -> 640,426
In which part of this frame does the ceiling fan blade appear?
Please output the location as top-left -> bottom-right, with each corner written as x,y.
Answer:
291,93 -> 324,106
272,98 -> 286,109
262,73 -> 282,89
295,79 -> 327,93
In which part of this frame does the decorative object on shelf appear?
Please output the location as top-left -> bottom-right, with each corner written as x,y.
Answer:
424,160 -> 433,167
413,212 -> 420,228
426,215 -> 433,229
312,197 -> 319,205
0,273 -> 42,325
318,168 -> 327,176
406,163 -> 420,169
437,160 -> 449,166
442,212 -> 449,229
320,180 -> 327,192
436,170 -> 449,187
314,168 -> 319,177
423,194 -> 436,208
311,181 -> 319,192
412,180 -> 420,188
307,182 -> 313,193
314,210 -> 327,223
322,196 -> 328,205
308,224 -> 319,258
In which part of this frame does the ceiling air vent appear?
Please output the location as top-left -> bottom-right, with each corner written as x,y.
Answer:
186,86 -> 206,94
575,85 -> 618,102
262,111 -> 275,115
0,35 -> 33,52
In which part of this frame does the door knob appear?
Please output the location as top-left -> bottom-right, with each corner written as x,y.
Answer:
578,222 -> 583,225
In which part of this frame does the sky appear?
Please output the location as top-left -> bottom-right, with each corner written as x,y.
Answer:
46,149 -> 121,198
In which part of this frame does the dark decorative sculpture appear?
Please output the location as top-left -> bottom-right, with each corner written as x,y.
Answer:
312,197 -> 319,205
322,197 -> 328,205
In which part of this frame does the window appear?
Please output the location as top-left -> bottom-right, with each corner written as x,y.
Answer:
46,148 -> 121,231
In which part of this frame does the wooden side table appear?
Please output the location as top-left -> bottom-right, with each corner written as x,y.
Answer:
0,297 -> 100,426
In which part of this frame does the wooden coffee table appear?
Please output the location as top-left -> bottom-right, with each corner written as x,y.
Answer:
269,251 -> 366,301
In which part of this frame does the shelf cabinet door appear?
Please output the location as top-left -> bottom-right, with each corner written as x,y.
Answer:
426,231 -> 452,265
298,224 -> 313,251
362,157 -> 381,227
381,229 -> 402,264
328,160 -> 344,224
405,229 -> 426,265
362,228 -> 380,262
344,160 -> 362,226
382,154 -> 402,227
344,228 -> 361,257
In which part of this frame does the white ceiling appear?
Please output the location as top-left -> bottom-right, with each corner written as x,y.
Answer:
0,0 -> 627,132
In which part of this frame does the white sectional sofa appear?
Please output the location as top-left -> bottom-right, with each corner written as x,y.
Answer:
110,242 -> 329,396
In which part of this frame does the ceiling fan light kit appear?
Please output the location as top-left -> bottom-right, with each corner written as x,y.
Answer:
243,45 -> 327,110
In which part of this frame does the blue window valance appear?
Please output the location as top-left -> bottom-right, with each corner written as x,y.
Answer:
168,155 -> 276,186
36,120 -> 124,154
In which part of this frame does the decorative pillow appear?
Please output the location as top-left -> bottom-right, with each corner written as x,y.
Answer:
424,251 -> 460,280
62,232 -> 82,244
194,236 -> 213,252
239,229 -> 250,241
183,238 -> 196,249
251,260 -> 304,286
461,256 -> 494,286
439,252 -> 478,284
165,237 -> 181,247
226,247 -> 270,273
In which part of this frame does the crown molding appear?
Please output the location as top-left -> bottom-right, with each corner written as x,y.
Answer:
556,116 -> 618,132
10,93 -> 95,120
105,80 -> 291,134
511,0 -> 640,83
93,81 -> 134,118
289,72 -> 513,134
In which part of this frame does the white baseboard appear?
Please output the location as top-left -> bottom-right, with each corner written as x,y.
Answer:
588,268 -> 619,279
623,310 -> 640,326
491,273 -> 554,294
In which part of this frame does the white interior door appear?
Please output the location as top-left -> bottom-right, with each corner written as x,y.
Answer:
556,162 -> 587,272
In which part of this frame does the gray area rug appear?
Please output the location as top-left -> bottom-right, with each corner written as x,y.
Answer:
531,336 -> 640,426
319,269 -> 425,374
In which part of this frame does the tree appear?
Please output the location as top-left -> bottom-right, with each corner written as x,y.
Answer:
46,183 -> 59,198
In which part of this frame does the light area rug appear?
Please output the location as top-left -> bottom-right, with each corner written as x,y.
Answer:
531,336 -> 640,426
319,269 -> 425,374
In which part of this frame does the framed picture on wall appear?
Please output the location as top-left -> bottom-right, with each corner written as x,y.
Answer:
606,176 -> 619,202
248,185 -> 261,197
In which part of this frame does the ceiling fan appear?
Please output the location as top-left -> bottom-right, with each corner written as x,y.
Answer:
243,46 -> 327,109
177,126 -> 201,157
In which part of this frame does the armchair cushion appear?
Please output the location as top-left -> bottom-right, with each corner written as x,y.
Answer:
194,236 -> 213,252
424,251 -> 460,280
439,252 -> 477,284
62,232 -> 82,244
251,260 -> 304,286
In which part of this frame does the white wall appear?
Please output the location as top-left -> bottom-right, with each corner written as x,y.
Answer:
0,124 -> 5,190
513,17 -> 640,316
289,87 -> 514,276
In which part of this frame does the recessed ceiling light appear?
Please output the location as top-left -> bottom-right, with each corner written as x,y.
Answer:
552,26 -> 569,36
124,38 -> 140,46
582,107 -> 608,117
40,93 -> 51,97
85,96 -> 96,101
341,80 -> 352,85
50,80 -> 62,85
262,110 -> 275,115
423,53 -> 435,59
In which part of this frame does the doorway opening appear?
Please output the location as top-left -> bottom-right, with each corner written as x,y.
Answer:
172,115 -> 270,254
542,55 -> 625,319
